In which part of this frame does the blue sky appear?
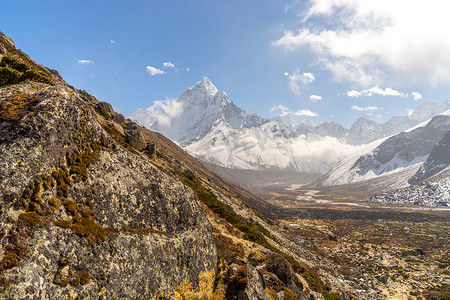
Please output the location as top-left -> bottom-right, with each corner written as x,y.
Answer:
2,0 -> 450,127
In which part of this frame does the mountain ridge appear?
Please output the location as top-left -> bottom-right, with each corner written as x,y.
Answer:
131,78 -> 450,175
130,79 -> 358,174
316,110 -> 450,190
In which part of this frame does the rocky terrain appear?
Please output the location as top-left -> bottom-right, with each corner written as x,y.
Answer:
278,100 -> 450,145
281,217 -> 450,300
2,29 -> 449,300
0,30 -> 363,299
0,32 -> 217,298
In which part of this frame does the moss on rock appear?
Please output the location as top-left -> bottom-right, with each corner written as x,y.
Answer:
0,55 -> 53,86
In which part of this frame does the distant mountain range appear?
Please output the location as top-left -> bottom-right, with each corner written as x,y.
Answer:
276,99 -> 450,145
130,78 -> 450,178
130,78 -> 355,173
316,111 -> 450,187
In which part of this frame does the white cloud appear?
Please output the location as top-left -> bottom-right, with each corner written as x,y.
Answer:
406,108 -> 414,117
146,66 -> 166,76
270,105 -> 318,117
145,99 -> 183,127
347,90 -> 362,98
347,87 -> 407,98
309,94 -> 322,101
347,87 -> 424,100
270,105 -> 290,115
186,67 -> 190,72
294,109 -> 318,117
77,59 -> 94,66
285,70 -> 315,95
274,0 -> 450,86
110,40 -> 116,44
163,62 -> 175,68
411,92 -> 422,100
376,114 -> 382,118
351,105 -> 379,111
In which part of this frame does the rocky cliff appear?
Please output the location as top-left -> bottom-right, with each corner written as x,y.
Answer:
0,31 -> 216,299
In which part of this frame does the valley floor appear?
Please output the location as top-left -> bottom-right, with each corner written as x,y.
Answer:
258,182 -> 450,299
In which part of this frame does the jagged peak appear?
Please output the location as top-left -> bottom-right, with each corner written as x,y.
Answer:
301,118 -> 321,127
353,115 -> 375,123
188,77 -> 218,96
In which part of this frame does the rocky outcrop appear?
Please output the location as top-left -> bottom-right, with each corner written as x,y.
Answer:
0,31 -> 14,57
0,80 -> 216,298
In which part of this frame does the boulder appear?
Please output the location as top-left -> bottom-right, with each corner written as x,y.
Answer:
265,252 -> 304,298
244,264 -> 270,300
96,101 -> 114,119
147,141 -> 156,158
126,128 -> 147,151
113,113 -> 126,124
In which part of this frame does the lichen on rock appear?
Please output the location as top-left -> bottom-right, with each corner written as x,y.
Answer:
0,76 -> 217,298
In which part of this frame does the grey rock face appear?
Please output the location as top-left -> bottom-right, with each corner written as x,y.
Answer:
410,129 -> 450,184
0,30 -> 15,48
315,121 -> 347,139
347,116 -> 383,145
113,113 -> 125,124
111,121 -> 125,135
0,82 -> 216,299
244,264 -> 270,300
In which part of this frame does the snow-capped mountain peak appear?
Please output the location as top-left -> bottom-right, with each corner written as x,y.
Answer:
129,77 -> 268,145
130,78 -> 358,174
410,99 -> 450,122
317,110 -> 450,188
273,114 -> 298,128
185,77 -> 219,101
130,78 -> 450,178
